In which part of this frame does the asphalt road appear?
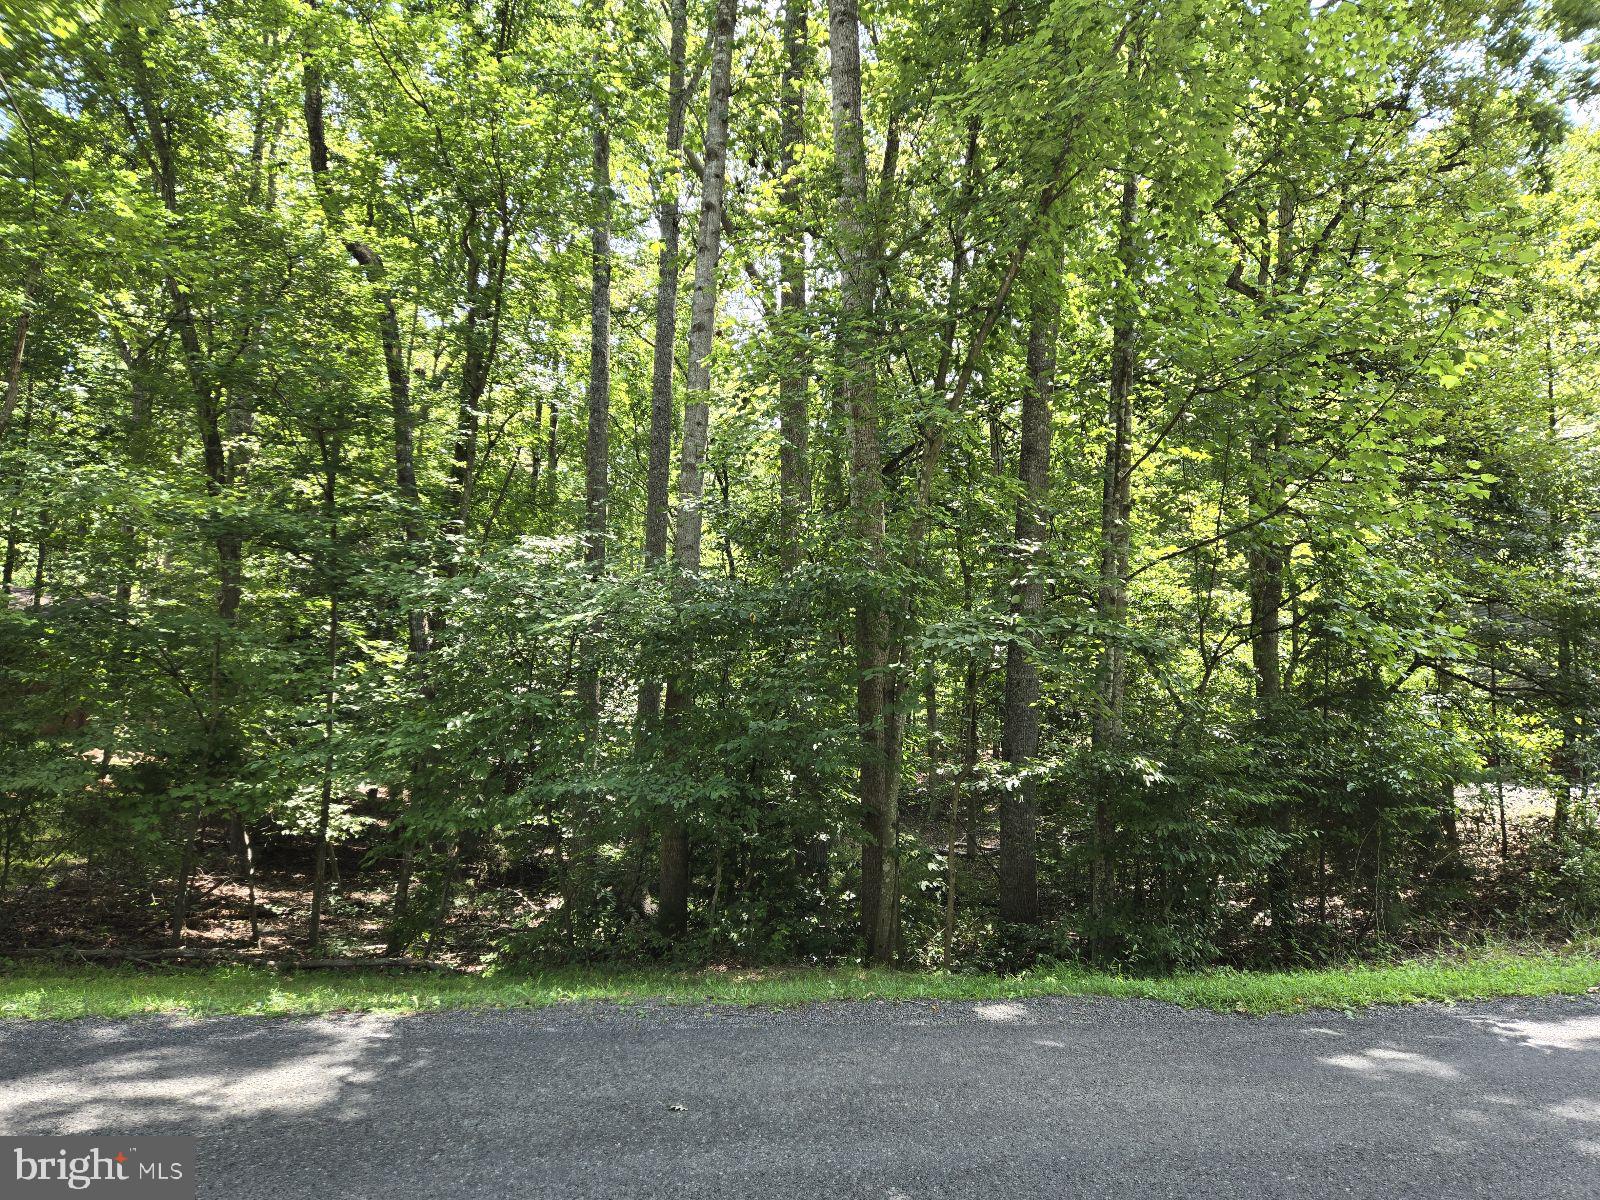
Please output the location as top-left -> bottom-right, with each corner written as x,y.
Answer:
3,993 -> 1599,1199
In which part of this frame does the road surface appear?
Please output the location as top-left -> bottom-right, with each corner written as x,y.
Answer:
3,993 -> 1598,1198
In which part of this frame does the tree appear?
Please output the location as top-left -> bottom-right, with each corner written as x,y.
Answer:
1,0 -> 1596,972
659,0 -> 739,938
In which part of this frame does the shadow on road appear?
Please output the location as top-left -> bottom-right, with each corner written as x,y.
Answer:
2,996 -> 1598,1198
0,1014 -> 429,1134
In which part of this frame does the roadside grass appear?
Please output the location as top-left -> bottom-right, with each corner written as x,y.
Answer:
4,939 -> 1598,1020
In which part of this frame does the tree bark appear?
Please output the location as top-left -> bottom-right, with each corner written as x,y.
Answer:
1251,186 -> 1296,941
998,285 -> 1058,926
1430,665 -> 1467,885
777,0 -> 811,570
636,0 -> 689,733
0,260 -> 41,443
1090,168 -> 1139,931
1549,394 -> 1575,844
443,203 -> 509,560
308,434 -> 341,952
579,102 -> 613,726
1556,626 -> 1575,842
1247,428 -> 1289,933
659,0 -> 737,938
777,0 -> 826,891
828,0 -> 896,963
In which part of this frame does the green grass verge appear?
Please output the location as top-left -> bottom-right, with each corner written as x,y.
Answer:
3,942 -> 1598,1020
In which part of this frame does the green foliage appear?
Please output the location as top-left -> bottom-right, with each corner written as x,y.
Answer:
1,0 -> 1598,970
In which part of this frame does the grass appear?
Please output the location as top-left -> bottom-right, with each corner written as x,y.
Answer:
3,940 -> 1598,1020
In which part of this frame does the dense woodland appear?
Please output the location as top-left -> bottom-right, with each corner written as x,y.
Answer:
2,0 -> 1599,971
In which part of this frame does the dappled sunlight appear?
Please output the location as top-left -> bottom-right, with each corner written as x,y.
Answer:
1316,1046 -> 1462,1079
1300,1003 -> 1600,1181
0,1016 -> 417,1134
3,996 -> 1599,1197
1546,1098 -> 1600,1124
971,1002 -> 1029,1023
1467,1012 -> 1600,1053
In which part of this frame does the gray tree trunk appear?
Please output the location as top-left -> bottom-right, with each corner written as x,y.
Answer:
777,0 -> 811,570
998,286 -> 1058,926
778,0 -> 826,890
1251,185 -> 1296,941
308,434 -> 342,952
636,0 -> 689,731
1090,169 -> 1139,929
579,103 -> 613,726
828,0 -> 896,963
0,260 -> 40,443
659,0 -> 737,937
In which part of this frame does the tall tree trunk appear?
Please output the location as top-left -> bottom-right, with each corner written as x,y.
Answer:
123,49 -> 244,948
112,329 -> 155,609
658,0 -> 737,938
30,517 -> 47,608
1556,626 -> 1575,842
580,103 -> 613,726
777,0 -> 811,570
1549,389 -> 1574,844
622,0 -> 687,918
308,434 -> 341,952
636,0 -> 689,733
1252,186 -> 1296,942
1431,666 -> 1466,884
960,539 -> 981,862
240,819 -> 259,944
998,285 -> 1058,926
304,60 -> 432,952
828,0 -> 895,963
777,0 -> 825,890
169,796 -> 202,949
545,401 -> 560,509
0,260 -> 41,443
303,65 -> 425,647
1090,168 -> 1138,932
443,204 -> 508,561
1247,433 -> 1288,929
1,379 -> 36,595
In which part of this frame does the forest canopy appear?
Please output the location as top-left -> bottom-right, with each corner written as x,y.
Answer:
2,0 -> 1599,970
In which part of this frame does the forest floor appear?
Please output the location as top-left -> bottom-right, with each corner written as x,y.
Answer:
0,789 -> 1560,970
4,802 -> 1588,1022
3,940 -> 1598,1020
3,992 -> 1597,1198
